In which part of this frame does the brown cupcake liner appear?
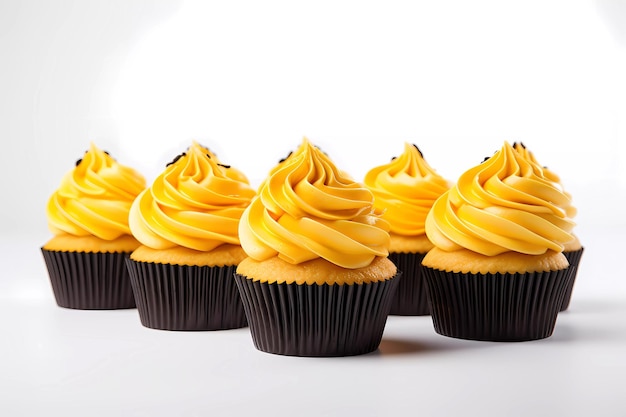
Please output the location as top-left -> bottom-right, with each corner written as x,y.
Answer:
388,252 -> 429,316
422,267 -> 570,342
560,247 -> 584,311
126,259 -> 246,331
41,249 -> 136,310
233,273 -> 400,357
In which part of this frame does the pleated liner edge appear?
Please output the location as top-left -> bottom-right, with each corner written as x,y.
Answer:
423,266 -> 570,342
41,248 -> 136,310
388,252 -> 429,316
560,247 -> 584,312
125,259 -> 247,331
233,272 -> 401,357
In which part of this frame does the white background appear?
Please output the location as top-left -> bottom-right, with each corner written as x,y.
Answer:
1,1 -> 625,416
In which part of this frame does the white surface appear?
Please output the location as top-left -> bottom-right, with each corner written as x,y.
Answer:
1,226 -> 625,417
1,0 -> 626,235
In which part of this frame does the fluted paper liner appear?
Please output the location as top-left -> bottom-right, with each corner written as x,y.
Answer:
41,249 -> 136,310
560,247 -> 584,311
388,252 -> 429,316
233,273 -> 400,357
126,259 -> 246,331
423,267 -> 570,342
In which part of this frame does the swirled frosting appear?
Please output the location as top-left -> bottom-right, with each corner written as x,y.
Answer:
513,142 -> 577,219
239,138 -> 391,269
364,142 -> 450,237
200,143 -> 250,184
425,142 -> 575,256
46,142 -> 146,240
129,141 -> 256,251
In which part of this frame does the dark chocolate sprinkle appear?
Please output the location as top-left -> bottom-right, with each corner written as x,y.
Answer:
482,150 -> 498,163
279,151 -> 293,164
166,152 -> 186,167
391,156 -> 397,161
200,144 -> 215,155
103,150 -> 115,161
412,144 -> 423,157
75,149 -> 89,166
218,163 -> 231,169
206,153 -> 212,159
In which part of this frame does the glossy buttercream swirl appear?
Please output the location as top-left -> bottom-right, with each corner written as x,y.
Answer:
200,143 -> 250,184
257,140 -> 351,192
46,142 -> 146,240
513,142 -> 577,219
255,141 -> 308,192
364,142 -> 450,236
239,138 -> 391,269
129,141 -> 255,251
425,142 -> 575,256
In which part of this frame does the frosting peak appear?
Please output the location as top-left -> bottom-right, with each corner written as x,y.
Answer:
513,142 -> 577,219
46,142 -> 146,240
425,142 -> 575,256
364,142 -> 450,236
199,142 -> 250,184
239,138 -> 391,268
129,141 -> 255,251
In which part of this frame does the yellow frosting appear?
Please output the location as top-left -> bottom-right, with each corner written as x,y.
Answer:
200,142 -> 250,184
513,142 -> 577,219
257,143 -> 309,192
46,142 -> 146,240
129,141 -> 256,251
239,138 -> 391,269
258,140 -> 352,192
365,142 -> 450,237
425,141 -> 575,256
563,233 -> 582,252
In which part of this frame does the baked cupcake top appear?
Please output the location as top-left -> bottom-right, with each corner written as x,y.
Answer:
364,142 -> 450,253
423,141 -> 574,272
238,138 -> 392,270
128,141 -> 256,252
46,142 -> 146,242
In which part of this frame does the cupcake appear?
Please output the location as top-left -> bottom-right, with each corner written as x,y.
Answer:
364,143 -> 450,315
235,138 -> 400,357
126,141 -> 256,331
41,142 -> 146,309
513,142 -> 583,311
422,142 -> 575,341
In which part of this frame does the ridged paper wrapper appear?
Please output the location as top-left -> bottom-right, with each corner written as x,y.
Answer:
388,252 -> 429,316
126,259 -> 246,331
234,273 -> 400,357
560,247 -> 584,312
41,249 -> 136,310
423,266 -> 570,342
